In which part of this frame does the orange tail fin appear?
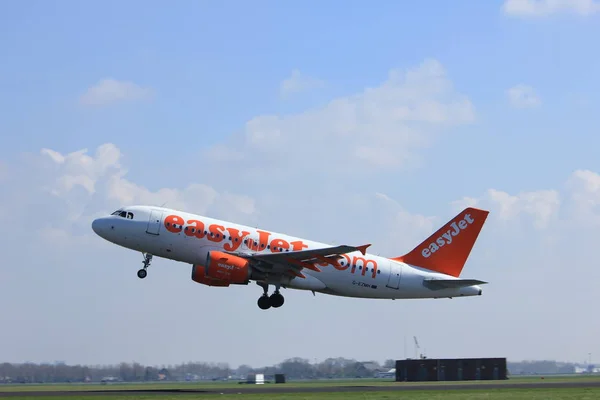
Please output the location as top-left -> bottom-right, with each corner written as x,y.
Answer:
391,207 -> 489,277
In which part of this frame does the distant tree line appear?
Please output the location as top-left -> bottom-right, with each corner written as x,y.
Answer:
507,360 -> 578,375
0,358 -> 394,384
0,358 -> 588,384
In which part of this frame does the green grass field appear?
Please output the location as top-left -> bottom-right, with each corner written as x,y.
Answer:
2,389 -> 600,400
2,375 -> 600,392
0,390 -> 600,400
2,375 -> 600,399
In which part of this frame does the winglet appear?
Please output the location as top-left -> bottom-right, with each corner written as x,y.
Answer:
356,244 -> 371,255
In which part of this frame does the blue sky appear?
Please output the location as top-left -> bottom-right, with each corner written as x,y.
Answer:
1,0 -> 600,367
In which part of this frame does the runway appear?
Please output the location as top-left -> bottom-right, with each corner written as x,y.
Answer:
2,380 -> 600,397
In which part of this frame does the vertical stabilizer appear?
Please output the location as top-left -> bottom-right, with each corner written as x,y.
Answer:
391,207 -> 489,277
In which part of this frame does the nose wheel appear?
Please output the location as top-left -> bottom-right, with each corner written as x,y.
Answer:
257,283 -> 285,310
137,253 -> 153,279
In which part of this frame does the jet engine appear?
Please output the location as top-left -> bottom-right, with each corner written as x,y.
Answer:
191,251 -> 251,287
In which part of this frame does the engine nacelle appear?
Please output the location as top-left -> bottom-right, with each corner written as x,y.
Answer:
191,251 -> 251,287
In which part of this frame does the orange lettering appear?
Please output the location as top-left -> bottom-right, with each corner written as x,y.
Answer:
334,254 -> 351,271
290,240 -> 308,251
185,220 -> 206,239
164,214 -> 184,233
224,228 -> 250,251
352,256 -> 378,278
208,224 -> 225,242
249,230 -> 271,251
270,238 -> 289,252
163,219 -> 381,279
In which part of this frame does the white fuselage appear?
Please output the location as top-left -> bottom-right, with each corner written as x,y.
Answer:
91,205 -> 482,300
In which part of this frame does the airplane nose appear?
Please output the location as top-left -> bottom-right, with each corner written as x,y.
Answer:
92,218 -> 103,236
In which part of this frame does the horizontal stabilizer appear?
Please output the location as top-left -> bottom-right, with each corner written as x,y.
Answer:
423,278 -> 487,291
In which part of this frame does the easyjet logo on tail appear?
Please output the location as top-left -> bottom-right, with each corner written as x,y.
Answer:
392,207 -> 489,278
421,213 -> 475,258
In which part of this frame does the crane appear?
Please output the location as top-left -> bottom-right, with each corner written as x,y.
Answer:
413,336 -> 426,359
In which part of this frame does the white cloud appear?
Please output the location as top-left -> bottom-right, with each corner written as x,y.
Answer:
209,59 -> 476,182
79,78 -> 153,106
280,69 -> 325,97
41,144 -> 122,196
503,0 -> 600,17
565,169 -> 600,226
456,188 -> 560,230
450,196 -> 480,212
25,143 -> 258,244
507,84 -> 541,108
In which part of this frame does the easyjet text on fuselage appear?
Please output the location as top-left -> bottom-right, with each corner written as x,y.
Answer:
163,214 -> 379,278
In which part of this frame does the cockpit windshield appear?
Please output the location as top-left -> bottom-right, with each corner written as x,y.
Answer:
111,209 -> 134,219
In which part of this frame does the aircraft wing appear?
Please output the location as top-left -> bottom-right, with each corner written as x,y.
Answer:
422,278 -> 488,291
225,243 -> 371,278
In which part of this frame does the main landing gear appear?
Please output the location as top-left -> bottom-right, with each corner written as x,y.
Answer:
257,283 -> 285,310
137,253 -> 153,279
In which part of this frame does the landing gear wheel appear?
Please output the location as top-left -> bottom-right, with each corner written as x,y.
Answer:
257,295 -> 271,310
138,253 -> 153,279
269,292 -> 285,308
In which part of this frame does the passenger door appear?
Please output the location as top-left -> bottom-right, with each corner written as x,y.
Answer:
386,261 -> 402,289
146,209 -> 163,235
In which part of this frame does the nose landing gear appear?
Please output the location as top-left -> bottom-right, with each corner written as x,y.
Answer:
257,283 -> 285,310
137,253 -> 153,279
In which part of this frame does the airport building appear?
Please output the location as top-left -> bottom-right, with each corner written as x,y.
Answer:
395,357 -> 507,382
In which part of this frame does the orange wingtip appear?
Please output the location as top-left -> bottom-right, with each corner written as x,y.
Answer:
356,244 -> 371,255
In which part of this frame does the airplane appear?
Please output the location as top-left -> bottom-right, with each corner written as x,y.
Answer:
91,205 -> 490,310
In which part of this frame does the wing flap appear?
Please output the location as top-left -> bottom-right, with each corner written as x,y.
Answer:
254,244 -> 370,263
224,244 -> 371,279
